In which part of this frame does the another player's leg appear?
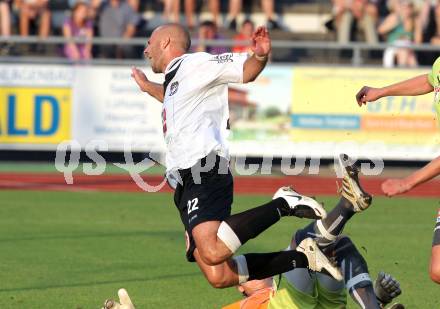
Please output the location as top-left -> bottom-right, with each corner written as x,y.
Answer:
337,153 -> 372,212
295,154 -> 372,247
333,236 -> 381,309
176,155 -> 330,287
187,159 -> 325,266
207,186 -> 326,263
429,209 -> 440,284
319,153 -> 372,242
193,238 -> 341,288
193,248 -> 242,288
288,234 -> 375,308
191,186 -> 325,265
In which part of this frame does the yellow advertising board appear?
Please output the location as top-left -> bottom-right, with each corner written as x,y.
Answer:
0,87 -> 71,143
291,67 -> 440,146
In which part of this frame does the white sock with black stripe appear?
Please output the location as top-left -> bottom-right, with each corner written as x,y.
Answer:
318,197 -> 355,241
295,198 -> 355,247
233,255 -> 249,284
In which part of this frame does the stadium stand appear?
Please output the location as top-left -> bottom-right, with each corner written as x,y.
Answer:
0,0 -> 439,65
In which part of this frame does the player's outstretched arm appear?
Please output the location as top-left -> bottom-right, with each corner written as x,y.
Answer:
242,26 -> 271,83
382,155 -> 440,196
356,74 -> 433,106
131,67 -> 164,103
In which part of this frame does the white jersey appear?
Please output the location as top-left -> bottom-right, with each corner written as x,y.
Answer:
161,52 -> 247,177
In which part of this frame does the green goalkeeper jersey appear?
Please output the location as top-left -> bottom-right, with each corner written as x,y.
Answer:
268,275 -> 347,309
427,56 -> 440,124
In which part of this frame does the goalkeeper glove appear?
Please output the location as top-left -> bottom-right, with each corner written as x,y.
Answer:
374,271 -> 402,307
102,288 -> 135,309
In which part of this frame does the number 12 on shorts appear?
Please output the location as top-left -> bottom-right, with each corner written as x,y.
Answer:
187,198 -> 199,214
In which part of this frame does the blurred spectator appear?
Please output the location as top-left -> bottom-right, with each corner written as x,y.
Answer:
232,19 -> 254,53
369,0 -> 390,19
415,0 -> 433,43
185,0 -> 219,28
97,0 -> 140,58
161,0 -> 179,23
127,0 -> 147,36
228,0 -> 279,31
16,0 -> 51,38
126,0 -> 138,11
0,0 -> 11,54
0,0 -> 11,37
415,0 -> 440,43
379,0 -> 418,67
63,2 -> 93,60
194,20 -> 228,54
413,0 -> 439,64
65,0 -> 102,25
332,0 -> 378,44
71,0 -> 102,20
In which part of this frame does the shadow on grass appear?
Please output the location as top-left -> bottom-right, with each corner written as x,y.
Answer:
0,230 -> 183,243
0,272 -> 200,293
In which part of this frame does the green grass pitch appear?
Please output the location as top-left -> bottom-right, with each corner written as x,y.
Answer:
0,190 -> 438,308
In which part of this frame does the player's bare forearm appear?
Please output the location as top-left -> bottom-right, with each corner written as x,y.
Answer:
380,74 -> 433,97
383,155 -> 440,196
357,74 -> 434,106
405,155 -> 440,190
243,54 -> 267,83
143,81 -> 164,102
243,26 -> 271,83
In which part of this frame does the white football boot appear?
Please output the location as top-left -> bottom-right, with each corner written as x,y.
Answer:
273,186 -> 327,219
337,154 -> 372,212
296,237 -> 343,281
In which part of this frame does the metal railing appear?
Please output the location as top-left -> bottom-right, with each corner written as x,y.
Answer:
1,35 -> 439,66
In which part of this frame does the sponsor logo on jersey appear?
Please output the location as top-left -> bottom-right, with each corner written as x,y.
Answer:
210,53 -> 233,64
169,81 -> 179,96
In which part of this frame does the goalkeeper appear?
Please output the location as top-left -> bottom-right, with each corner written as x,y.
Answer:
102,153 -> 403,309
221,154 -> 403,309
222,242 -> 403,309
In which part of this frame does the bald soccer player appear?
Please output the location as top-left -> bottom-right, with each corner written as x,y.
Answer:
356,56 -> 440,284
131,23 -> 342,289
